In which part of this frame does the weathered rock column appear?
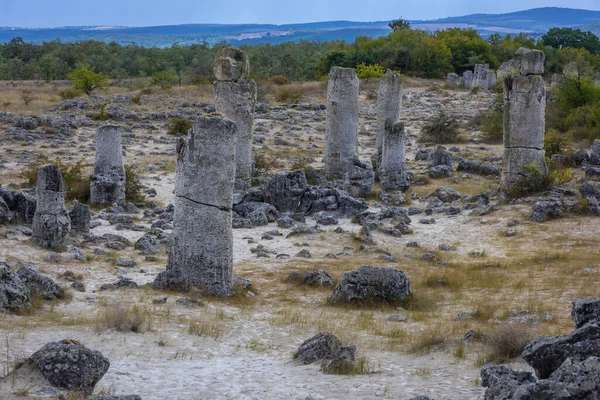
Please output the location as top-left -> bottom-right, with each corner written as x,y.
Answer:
473,64 -> 490,89
376,70 -> 402,172
462,70 -> 474,90
501,48 -> 547,191
325,67 -> 360,179
213,46 -> 257,192
90,126 -> 125,205
380,122 -> 409,192
32,165 -> 71,250
153,116 -> 237,297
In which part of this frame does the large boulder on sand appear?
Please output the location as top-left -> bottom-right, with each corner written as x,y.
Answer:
480,364 -> 536,400
328,265 -> 410,304
295,332 -> 342,365
572,297 -> 600,329
31,340 -> 110,395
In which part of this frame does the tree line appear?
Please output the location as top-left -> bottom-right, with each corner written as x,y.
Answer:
1,24 -> 599,82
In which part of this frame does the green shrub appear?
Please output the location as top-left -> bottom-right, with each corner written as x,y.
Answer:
167,118 -> 192,136
125,164 -> 146,204
274,88 -> 303,104
355,63 -> 385,82
544,129 -> 572,155
22,157 -> 90,203
92,102 -> 110,121
504,162 -> 552,198
420,110 -> 461,143
69,65 -> 110,96
480,92 -> 504,142
253,153 -> 278,177
151,70 -> 178,89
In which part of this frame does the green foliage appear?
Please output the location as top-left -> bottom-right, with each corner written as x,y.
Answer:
124,164 -> 146,203
92,103 -> 110,121
504,162 -> 552,198
548,76 -> 600,143
69,64 -> 109,96
167,118 -> 193,136
355,63 -> 385,82
544,129 -> 572,155
20,90 -> 34,105
478,91 -> 504,142
543,28 -> 600,55
151,69 -> 178,89
22,157 -> 91,203
253,153 -> 278,177
274,87 -> 303,104
420,110 -> 461,143
388,19 -> 411,31
436,28 -> 499,72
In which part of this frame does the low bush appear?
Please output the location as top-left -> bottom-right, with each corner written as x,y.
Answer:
484,324 -> 533,363
420,110 -> 461,143
167,118 -> 192,136
274,87 -> 303,104
125,164 -> 146,203
270,75 -> 289,85
22,157 -> 90,203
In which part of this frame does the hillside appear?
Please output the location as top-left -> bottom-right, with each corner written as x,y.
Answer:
0,7 -> 599,47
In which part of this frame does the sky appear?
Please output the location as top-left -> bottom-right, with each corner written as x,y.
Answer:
1,0 -> 600,28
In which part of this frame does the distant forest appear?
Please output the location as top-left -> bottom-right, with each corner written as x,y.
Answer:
1,25 -> 599,82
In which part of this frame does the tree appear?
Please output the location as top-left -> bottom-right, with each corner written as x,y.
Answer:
69,65 -> 109,96
388,19 -> 411,32
355,63 -> 385,82
542,28 -> 600,55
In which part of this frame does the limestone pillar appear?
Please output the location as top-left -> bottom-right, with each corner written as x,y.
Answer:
32,165 -> 71,250
376,70 -> 402,172
501,48 -> 547,191
213,46 -> 257,192
90,126 -> 125,205
380,122 -> 409,192
324,67 -> 360,179
153,116 -> 236,297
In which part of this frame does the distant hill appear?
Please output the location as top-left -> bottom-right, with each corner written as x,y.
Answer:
578,22 -> 600,38
0,7 -> 599,47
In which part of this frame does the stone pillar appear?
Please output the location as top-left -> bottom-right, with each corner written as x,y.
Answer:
473,64 -> 490,88
501,48 -> 547,191
324,67 -> 360,179
462,70 -> 474,90
90,126 -> 125,205
379,121 -> 409,192
69,200 -> 91,235
484,71 -> 497,90
153,116 -> 236,297
32,165 -> 71,250
213,46 -> 257,192
447,73 -> 461,87
376,70 -> 402,173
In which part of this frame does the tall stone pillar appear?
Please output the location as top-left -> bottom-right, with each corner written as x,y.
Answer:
379,121 -> 409,192
213,46 -> 257,192
376,70 -> 402,172
153,116 -> 237,297
501,48 -> 547,191
90,126 -> 125,205
324,67 -> 360,179
32,165 -> 71,250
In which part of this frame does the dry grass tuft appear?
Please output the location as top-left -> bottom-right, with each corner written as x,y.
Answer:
483,324 -> 533,363
95,304 -> 150,333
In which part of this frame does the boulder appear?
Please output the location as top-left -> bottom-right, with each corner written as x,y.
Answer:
134,235 -> 161,255
16,263 -> 62,300
298,187 -> 367,216
342,158 -> 374,198
522,322 -> 600,379
31,340 -> 110,394
572,297 -> 600,330
264,170 -> 309,212
296,332 -> 342,365
433,186 -> 462,203
516,48 -> 545,76
428,147 -> 453,167
481,364 -> 536,400
429,165 -> 452,178
303,270 -> 335,287
234,202 -> 279,226
0,262 -> 30,310
328,265 -> 410,304
69,201 -> 91,234
529,199 -> 564,222
457,159 -> 501,176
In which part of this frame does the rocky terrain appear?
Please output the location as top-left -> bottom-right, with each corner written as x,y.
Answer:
0,71 -> 599,400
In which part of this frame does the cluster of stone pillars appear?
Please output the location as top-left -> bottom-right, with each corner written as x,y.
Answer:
325,67 -> 408,196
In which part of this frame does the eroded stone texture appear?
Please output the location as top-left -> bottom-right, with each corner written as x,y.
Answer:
462,70 -> 474,89
32,165 -> 71,250
264,170 -> 309,212
153,117 -> 236,297
328,265 -> 410,304
485,70 -> 497,89
213,76 -> 257,191
497,59 -> 520,81
325,67 -> 360,179
90,126 -> 125,205
473,64 -> 490,88
376,70 -> 402,170
380,122 -> 409,192
69,200 -> 90,235
447,73 -> 461,87
342,158 -> 374,198
213,46 -> 250,82
501,50 -> 547,191
516,48 -> 545,75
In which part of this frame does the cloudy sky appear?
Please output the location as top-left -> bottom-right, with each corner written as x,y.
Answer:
1,0 -> 599,27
